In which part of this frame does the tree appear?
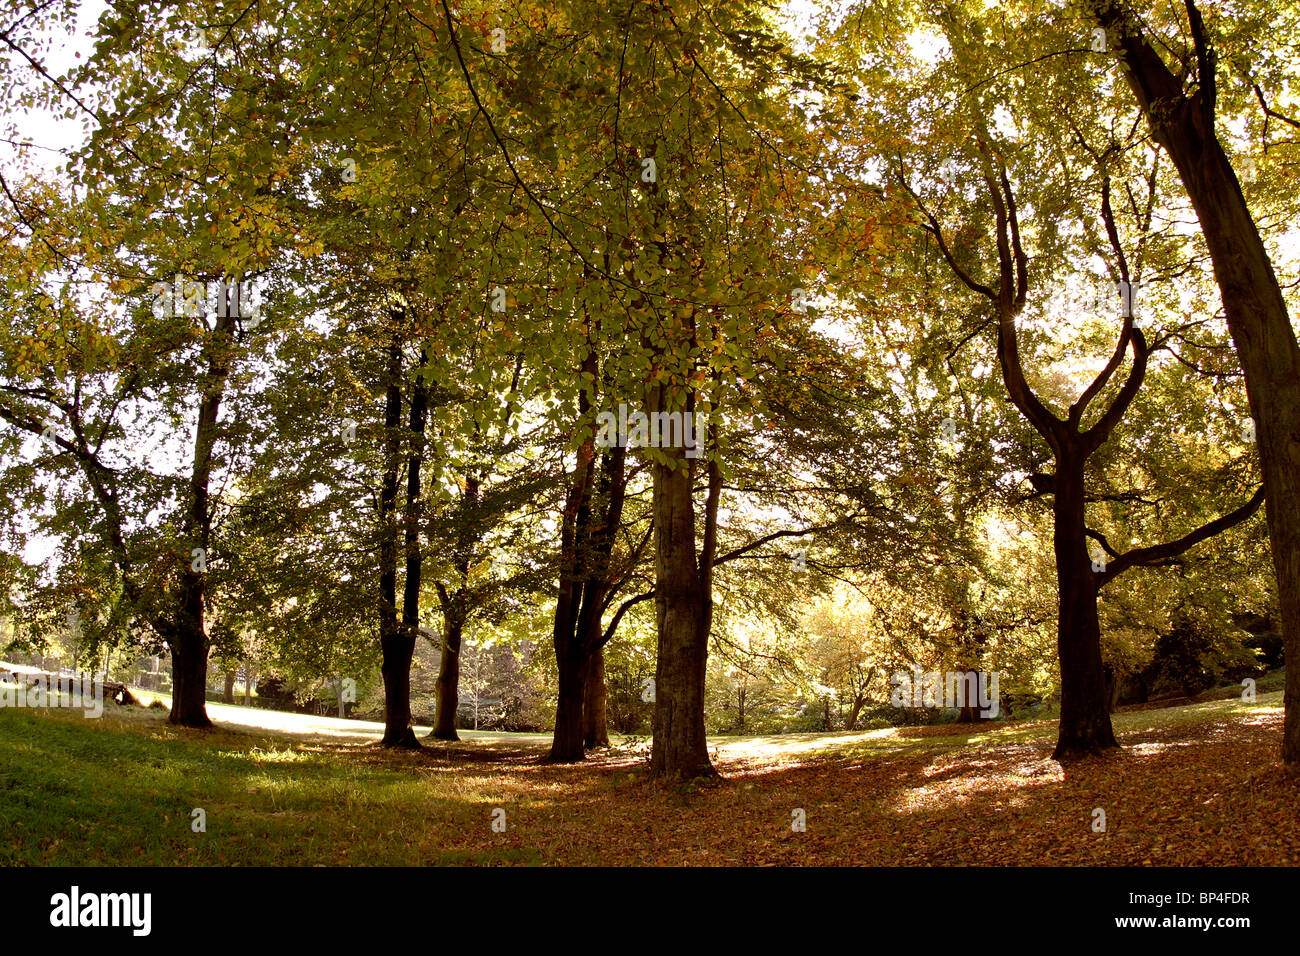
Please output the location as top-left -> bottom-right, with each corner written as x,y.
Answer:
831,1 -> 1268,757
1080,0 -> 1300,764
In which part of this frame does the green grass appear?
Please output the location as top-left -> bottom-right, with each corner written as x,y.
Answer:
0,705 -> 541,865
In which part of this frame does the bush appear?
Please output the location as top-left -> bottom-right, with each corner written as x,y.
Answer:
1147,615 -> 1257,699
1255,667 -> 1287,694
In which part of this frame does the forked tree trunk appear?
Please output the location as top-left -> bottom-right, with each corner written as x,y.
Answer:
562,558 -> 614,758
547,428 -> 596,763
547,407 -> 627,762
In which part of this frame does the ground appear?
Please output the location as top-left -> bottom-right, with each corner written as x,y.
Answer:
1,690 -> 1296,866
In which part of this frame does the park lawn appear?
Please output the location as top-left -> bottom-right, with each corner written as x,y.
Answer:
0,692 -> 1295,866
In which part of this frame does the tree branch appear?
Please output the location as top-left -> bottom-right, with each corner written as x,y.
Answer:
1097,484 -> 1264,586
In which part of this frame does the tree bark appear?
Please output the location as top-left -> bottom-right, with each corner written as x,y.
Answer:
550,642 -> 590,761
546,419 -> 596,762
546,385 -> 628,763
168,606 -> 211,727
583,646 -> 610,749
1052,459 -> 1119,757
648,435 -> 717,781
957,691 -> 990,724
1105,665 -> 1123,714
430,613 -> 463,740
223,669 -> 235,704
560,522 -> 618,757
1094,0 -> 1300,765
427,465 -> 480,742
955,614 -> 992,724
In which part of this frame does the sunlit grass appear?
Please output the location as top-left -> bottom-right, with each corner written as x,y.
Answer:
0,705 -> 529,865
756,691 -> 1286,764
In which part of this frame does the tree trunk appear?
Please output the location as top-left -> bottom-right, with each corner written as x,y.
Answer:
430,614 -> 463,740
954,608 -> 990,723
378,336 -> 417,748
167,308 -> 237,730
547,341 -> 608,763
956,662 -> 989,723
547,431 -> 595,762
546,368 -> 627,762
223,669 -> 235,704
1052,460 -> 1118,758
957,680 -> 992,724
583,647 -> 610,749
1105,665 -> 1123,714
846,694 -> 864,731
560,556 -> 614,758
386,352 -> 428,749
550,644 -> 590,761
1096,0 -> 1300,766
243,662 -> 251,706
648,446 -> 716,781
1160,118 -> 1300,765
168,599 -> 211,727
425,461 -> 480,742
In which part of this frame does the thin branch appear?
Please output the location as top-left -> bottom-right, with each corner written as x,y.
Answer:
899,164 -> 996,301
1183,0 -> 1216,123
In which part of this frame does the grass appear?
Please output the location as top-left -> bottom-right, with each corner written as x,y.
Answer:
0,706 -> 542,865
0,690 -> 1294,866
